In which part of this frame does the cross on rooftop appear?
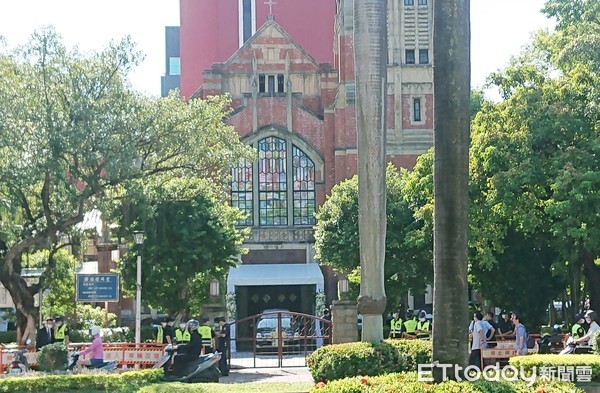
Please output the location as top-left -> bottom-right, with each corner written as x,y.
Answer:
265,0 -> 277,18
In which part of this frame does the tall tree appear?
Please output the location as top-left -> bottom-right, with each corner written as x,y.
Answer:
432,0 -> 471,381
314,164 -> 433,309
0,28 -> 251,343
353,0 -> 388,342
116,179 -> 249,319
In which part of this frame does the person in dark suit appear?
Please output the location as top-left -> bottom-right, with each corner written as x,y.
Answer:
36,318 -> 55,350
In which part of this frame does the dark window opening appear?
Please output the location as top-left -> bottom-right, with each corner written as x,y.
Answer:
268,75 -> 275,94
419,49 -> 429,64
404,0 -> 414,5
259,74 -> 266,93
405,49 -> 415,64
243,0 -> 252,43
418,0 -> 427,5
277,74 -> 285,93
414,98 -> 422,122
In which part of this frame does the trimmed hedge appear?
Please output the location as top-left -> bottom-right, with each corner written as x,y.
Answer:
309,371 -> 584,393
0,368 -> 163,392
509,354 -> 600,382
306,339 -> 431,382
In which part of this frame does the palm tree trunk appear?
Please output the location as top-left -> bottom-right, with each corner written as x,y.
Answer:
432,0 -> 471,381
354,0 -> 388,343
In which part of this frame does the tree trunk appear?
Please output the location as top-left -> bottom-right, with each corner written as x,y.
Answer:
354,0 -> 388,343
432,0 -> 471,382
582,250 -> 600,311
1,271 -> 38,345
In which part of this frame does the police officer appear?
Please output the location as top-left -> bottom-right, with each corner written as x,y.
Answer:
198,317 -> 216,354
389,309 -> 403,339
214,316 -> 230,376
175,320 -> 191,344
155,319 -> 171,344
416,310 -> 431,339
402,309 -> 418,339
572,314 -> 586,341
53,316 -> 70,346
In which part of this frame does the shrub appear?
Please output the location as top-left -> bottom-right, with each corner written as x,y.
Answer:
0,331 -> 17,344
37,343 -> 68,371
0,368 -> 163,392
307,339 -> 431,383
509,354 -> 600,382
309,371 -> 584,393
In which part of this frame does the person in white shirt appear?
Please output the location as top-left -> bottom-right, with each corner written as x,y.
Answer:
575,310 -> 599,346
469,312 -> 486,369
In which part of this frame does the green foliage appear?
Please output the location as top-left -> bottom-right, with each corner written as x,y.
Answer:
76,304 -> 117,330
309,371 -> 583,393
25,249 -> 79,321
37,342 -> 68,371
0,26 -> 252,333
314,163 -> 433,308
509,354 -> 600,382
0,369 -> 163,393
306,339 -> 431,383
0,330 -> 17,344
116,180 -> 249,317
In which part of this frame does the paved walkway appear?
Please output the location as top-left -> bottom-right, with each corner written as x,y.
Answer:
220,367 -> 314,384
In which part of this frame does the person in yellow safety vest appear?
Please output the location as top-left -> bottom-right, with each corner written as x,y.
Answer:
155,319 -> 171,344
571,314 -> 586,341
53,316 -> 70,346
402,309 -> 418,339
175,321 -> 191,343
389,309 -> 403,339
198,317 -> 215,354
416,310 -> 432,339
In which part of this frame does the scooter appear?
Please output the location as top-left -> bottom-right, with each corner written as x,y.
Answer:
559,336 -> 593,355
6,349 -> 29,374
67,352 -> 118,371
154,344 -> 221,383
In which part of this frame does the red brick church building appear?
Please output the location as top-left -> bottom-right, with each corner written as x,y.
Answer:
177,0 -> 434,319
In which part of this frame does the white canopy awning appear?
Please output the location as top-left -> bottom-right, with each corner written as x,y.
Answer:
227,263 -> 324,292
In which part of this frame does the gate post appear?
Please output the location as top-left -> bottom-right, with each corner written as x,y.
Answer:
331,300 -> 358,343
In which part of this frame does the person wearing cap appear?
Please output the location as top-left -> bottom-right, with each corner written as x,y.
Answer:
416,310 -> 431,339
36,318 -> 55,350
154,318 -> 170,344
214,316 -> 230,376
53,316 -> 70,346
389,309 -> 403,339
175,320 -> 191,344
198,317 -> 216,354
572,314 -> 586,341
497,310 -> 514,339
402,309 -> 418,339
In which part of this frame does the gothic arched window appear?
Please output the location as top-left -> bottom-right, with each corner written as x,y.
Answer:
231,136 -> 316,227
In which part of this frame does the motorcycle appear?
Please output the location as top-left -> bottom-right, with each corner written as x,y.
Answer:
559,336 -> 593,355
6,349 -> 29,374
153,344 -> 221,383
67,352 -> 118,371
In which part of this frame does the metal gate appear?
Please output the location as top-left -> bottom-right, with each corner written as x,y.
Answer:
228,311 -> 332,368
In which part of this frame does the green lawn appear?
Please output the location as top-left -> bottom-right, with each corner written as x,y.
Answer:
138,381 -> 313,393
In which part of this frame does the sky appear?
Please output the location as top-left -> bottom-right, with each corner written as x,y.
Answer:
0,0 -> 555,97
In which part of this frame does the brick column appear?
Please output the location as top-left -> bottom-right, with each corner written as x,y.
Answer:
331,300 -> 358,343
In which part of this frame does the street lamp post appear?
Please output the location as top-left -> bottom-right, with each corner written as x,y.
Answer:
133,231 -> 144,345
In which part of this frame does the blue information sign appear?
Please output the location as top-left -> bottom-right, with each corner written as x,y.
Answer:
76,274 -> 120,302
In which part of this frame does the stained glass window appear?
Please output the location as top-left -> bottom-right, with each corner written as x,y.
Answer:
258,137 -> 287,226
231,159 -> 254,225
292,146 -> 316,225
231,136 -> 317,227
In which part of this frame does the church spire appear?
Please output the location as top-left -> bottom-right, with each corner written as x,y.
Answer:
264,0 -> 277,20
